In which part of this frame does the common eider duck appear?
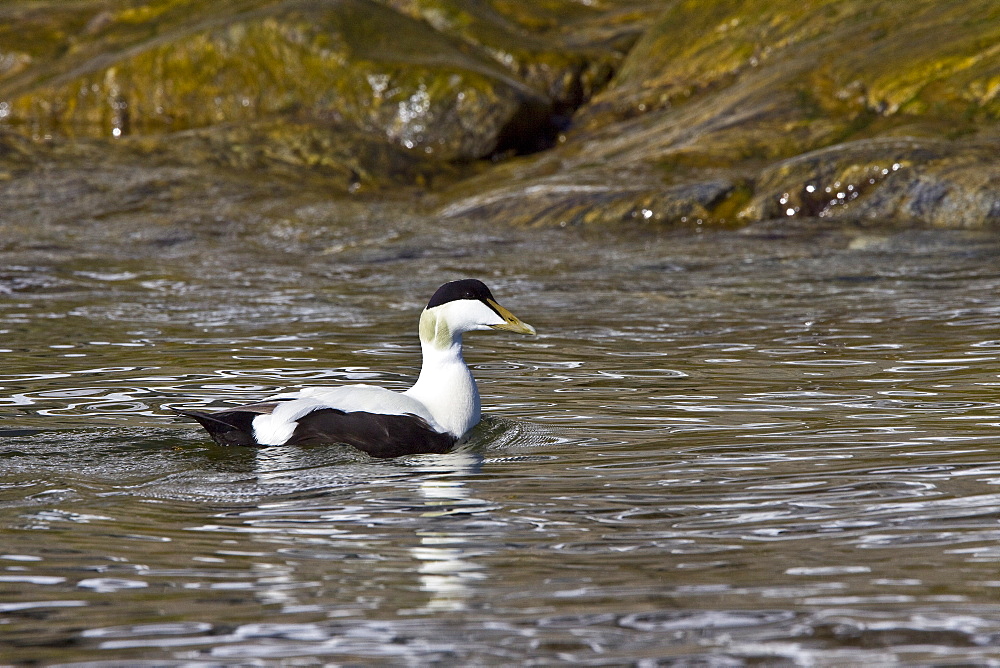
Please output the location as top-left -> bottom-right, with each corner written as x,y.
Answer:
173,279 -> 535,458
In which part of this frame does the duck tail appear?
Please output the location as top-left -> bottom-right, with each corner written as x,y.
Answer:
171,407 -> 261,447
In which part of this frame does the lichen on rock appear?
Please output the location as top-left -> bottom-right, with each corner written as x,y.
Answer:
2,0 -> 999,227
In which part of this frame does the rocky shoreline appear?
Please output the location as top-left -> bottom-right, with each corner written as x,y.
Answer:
2,0 -> 998,233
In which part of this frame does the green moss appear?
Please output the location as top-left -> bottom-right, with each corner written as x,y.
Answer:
7,1 -> 542,161
372,0 -> 632,108
4,0 -> 1000,229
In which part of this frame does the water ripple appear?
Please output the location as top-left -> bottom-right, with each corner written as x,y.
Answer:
4,231 -> 1000,663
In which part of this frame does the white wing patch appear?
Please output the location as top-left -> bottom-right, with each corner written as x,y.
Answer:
252,384 -> 442,446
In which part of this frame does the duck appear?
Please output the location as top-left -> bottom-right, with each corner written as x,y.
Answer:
172,279 -> 535,458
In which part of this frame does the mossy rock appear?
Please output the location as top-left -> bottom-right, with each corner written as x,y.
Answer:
447,0 -> 1000,230
439,168 -> 745,228
587,0 -> 1000,130
744,137 -> 1000,228
3,0 -> 550,161
124,120 -> 465,192
374,0 -> 650,110
566,0 -> 1000,173
4,0 -> 1000,231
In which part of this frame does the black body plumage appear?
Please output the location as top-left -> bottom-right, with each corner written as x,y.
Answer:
171,405 -> 455,458
287,408 -> 455,457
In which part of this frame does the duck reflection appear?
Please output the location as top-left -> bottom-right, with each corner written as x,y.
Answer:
406,451 -> 493,612
201,444 -> 497,614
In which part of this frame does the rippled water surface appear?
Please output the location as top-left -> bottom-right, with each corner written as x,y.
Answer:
4,219 -> 1000,664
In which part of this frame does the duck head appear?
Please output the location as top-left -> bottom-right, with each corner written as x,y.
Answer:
419,279 -> 535,348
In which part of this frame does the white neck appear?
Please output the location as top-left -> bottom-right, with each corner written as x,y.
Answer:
402,310 -> 481,438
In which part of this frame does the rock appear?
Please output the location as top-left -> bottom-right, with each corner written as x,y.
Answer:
1,0 -> 647,190
440,169 -> 745,229
741,138 -> 1000,227
125,121 -> 463,193
3,0 -> 999,228
447,0 -> 1000,229
3,0 -> 552,162
375,0 -> 649,129
582,0 -> 1000,137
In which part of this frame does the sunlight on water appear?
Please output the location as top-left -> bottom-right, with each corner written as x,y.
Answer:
2,226 -> 1000,663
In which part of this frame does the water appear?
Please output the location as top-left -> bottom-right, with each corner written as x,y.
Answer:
3,217 -> 1000,664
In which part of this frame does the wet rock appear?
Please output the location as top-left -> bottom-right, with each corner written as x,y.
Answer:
3,0 -> 553,162
0,129 -> 35,171
457,0 -> 1000,230
3,0 -> 999,230
742,138 -> 1000,228
582,0 -> 1000,136
440,171 -> 745,229
375,0 -> 651,140
125,121 -> 462,193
